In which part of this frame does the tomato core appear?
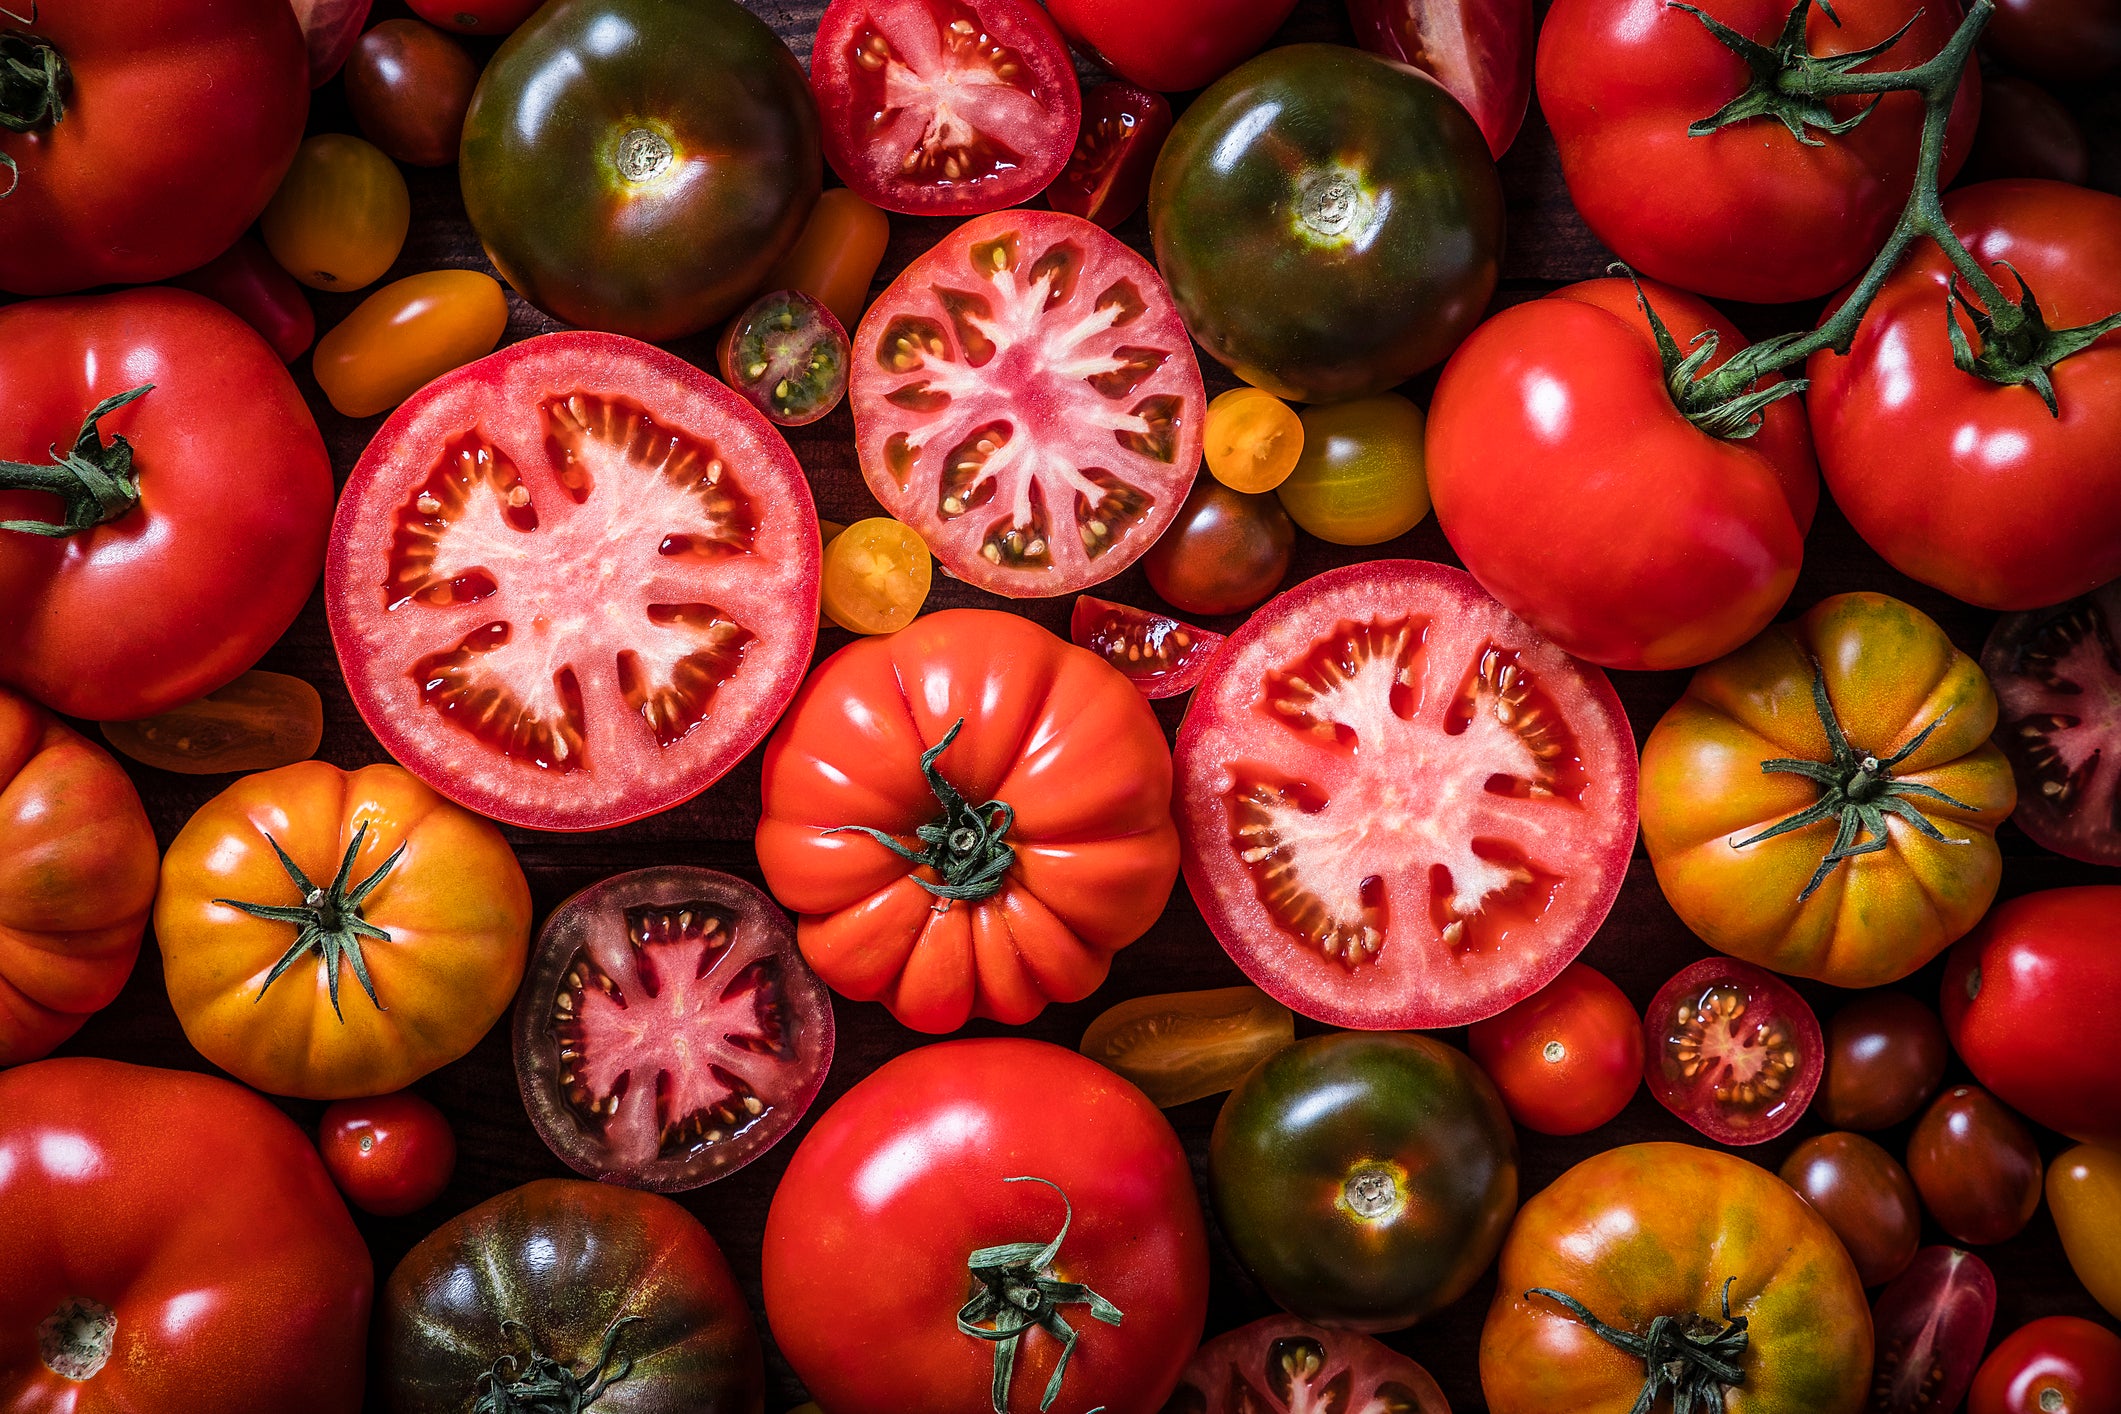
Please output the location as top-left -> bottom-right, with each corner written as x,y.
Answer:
1342,1164 -> 1404,1222
1666,984 -> 1802,1109
614,127 -> 674,183
38,1298 -> 115,1381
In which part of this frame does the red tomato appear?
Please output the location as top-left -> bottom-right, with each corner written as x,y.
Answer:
1537,0 -> 1978,304
1165,1317 -> 1448,1413
1941,885 -> 2121,1148
1428,276 -> 1818,671
0,1058 -> 371,1414
407,0 -> 543,34
1348,0 -> 1536,157
318,1091 -> 456,1217
1643,955 -> 1823,1145
1807,180 -> 2121,611
1173,560 -> 1638,1030
1468,961 -> 1643,1135
290,0 -> 373,84
850,209 -> 1205,597
762,1038 -> 1209,1414
325,331 -> 820,831
1981,581 -> 2121,867
1984,0 -> 2121,85
811,0 -> 1080,216
1070,595 -> 1225,699
1971,1317 -> 2121,1414
1960,75 -> 2091,186
0,289 -> 333,722
168,235 -> 317,363
1049,82 -> 1173,231
1045,0 -> 1299,91
0,1 -> 308,294
1873,1246 -> 1998,1414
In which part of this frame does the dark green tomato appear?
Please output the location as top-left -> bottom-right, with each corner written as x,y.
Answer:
380,1178 -> 764,1414
1149,44 -> 1504,404
1210,1031 -> 1518,1333
716,288 -> 849,427
459,0 -> 821,341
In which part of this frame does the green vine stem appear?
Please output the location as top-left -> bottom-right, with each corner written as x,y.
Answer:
1528,1279 -> 1749,1414
473,1317 -> 639,1414
215,821 -> 406,1021
0,18 -> 64,200
0,386 -> 153,537
956,1177 -> 1123,1414
824,717 -> 1017,903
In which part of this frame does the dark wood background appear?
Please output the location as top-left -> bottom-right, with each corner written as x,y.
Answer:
52,0 -> 2121,1408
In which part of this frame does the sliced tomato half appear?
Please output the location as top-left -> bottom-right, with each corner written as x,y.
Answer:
1071,594 -> 1224,699
1981,579 -> 2121,866
1165,1316 -> 1449,1414
811,0 -> 1081,216
1174,559 -> 1637,1030
326,332 -> 821,831
852,209 -> 1204,597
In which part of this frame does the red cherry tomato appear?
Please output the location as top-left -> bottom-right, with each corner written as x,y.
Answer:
1970,1317 -> 2121,1414
1070,595 -> 1225,699
1348,0 -> 1535,157
1049,83 -> 1172,231
1907,1085 -> 2044,1246
318,1091 -> 456,1217
1642,955 -> 1822,1145
407,0 -> 542,35
1872,1246 -> 1999,1414
1044,0 -> 1300,91
1467,962 -> 1642,1135
168,235 -> 317,363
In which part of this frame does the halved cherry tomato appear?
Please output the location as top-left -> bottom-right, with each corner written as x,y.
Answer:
1143,478 -> 1293,617
1079,985 -> 1293,1108
716,290 -> 850,428
1348,0 -> 1535,158
1277,393 -> 1431,546
1049,82 -> 1173,231
2049,1146 -> 2121,1320
1981,581 -> 2121,867
1820,990 -> 1948,1131
1069,595 -> 1226,699
1872,1247 -> 1998,1414
1467,961 -> 1641,1136
292,0 -> 375,85
1778,1132 -> 1921,1287
1908,1085 -> 2044,1246
98,670 -> 324,775
1205,387 -> 1305,495
169,236 -> 317,363
407,0 -> 542,34
1642,956 -> 1822,1145
1970,1317 -> 2121,1414
318,1090 -> 456,1216
820,517 -> 931,635
345,19 -> 479,168
762,188 -> 893,335
1165,1317 -> 1449,1414
261,134 -> 410,292
312,270 -> 509,419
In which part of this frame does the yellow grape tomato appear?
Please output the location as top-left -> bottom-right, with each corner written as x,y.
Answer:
2050,1144 -> 2121,1319
261,134 -> 411,292
1276,393 -> 1432,545
821,517 -> 931,635
1080,985 -> 1295,1108
1204,386 -> 1305,493
99,671 -> 324,775
762,187 -> 892,334
313,270 -> 509,418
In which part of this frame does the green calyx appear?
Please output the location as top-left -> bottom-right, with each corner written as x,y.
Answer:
0,385 -> 153,537
1946,263 -> 2121,415
1528,1279 -> 1749,1414
216,821 -> 406,1022
473,1318 -> 639,1414
957,1177 -> 1123,1414
1673,0 -> 1915,145
0,21 -> 66,199
825,717 -> 1017,903
1622,268 -> 1808,440
1732,659 -> 1975,901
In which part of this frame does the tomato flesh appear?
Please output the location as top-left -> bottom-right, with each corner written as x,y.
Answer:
1049,82 -> 1173,230
1163,1316 -> 1449,1414
1872,1246 -> 1998,1414
1174,560 -> 1636,1030
1642,956 -> 1822,1145
1070,596 -> 1226,699
1981,581 -> 2121,866
717,290 -> 851,428
1079,985 -> 1292,1108
98,671 -> 323,775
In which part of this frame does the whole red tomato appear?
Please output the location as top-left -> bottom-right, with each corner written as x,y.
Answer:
0,289 -> 333,722
1045,0 -> 1299,91
319,1091 -> 457,1217
1970,1317 -> 2121,1414
762,1038 -> 1209,1414
1537,0 -> 1978,304
1467,962 -> 1643,1136
0,1 -> 308,294
1807,180 -> 2121,610
1427,275 -> 1818,670
0,1058 -> 372,1414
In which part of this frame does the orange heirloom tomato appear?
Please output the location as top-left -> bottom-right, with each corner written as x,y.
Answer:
0,688 -> 158,1065
756,609 -> 1180,1033
261,134 -> 411,292
2049,1145 -> 2121,1320
761,187 -> 892,333
153,760 -> 532,1099
312,269 -> 509,417
99,669 -> 324,775
1640,592 -> 2014,987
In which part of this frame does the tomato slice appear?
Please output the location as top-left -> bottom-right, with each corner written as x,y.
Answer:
98,670 -> 323,775
1165,1316 -> 1449,1414
1048,82 -> 1173,231
811,0 -> 1081,216
1347,0 -> 1534,158
1071,595 -> 1225,699
1642,956 -> 1823,1145
1872,1246 -> 1998,1414
1173,559 -> 1636,1029
1981,579 -> 2121,866
512,866 -> 834,1192
1078,985 -> 1293,1108
716,289 -> 851,428
852,209 -> 1205,597
326,331 -> 821,830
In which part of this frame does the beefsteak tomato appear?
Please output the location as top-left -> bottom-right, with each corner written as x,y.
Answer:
1044,0 -> 1299,92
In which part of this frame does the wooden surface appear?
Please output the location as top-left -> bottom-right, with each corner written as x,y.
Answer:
55,1 -> 2121,1408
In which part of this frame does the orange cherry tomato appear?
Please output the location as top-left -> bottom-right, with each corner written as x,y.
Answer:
761,187 -> 891,333
1081,985 -> 1293,1108
2049,1145 -> 2121,1319
1205,386 -> 1304,493
820,517 -> 931,635
261,134 -> 411,292
98,670 -> 324,775
312,269 -> 508,417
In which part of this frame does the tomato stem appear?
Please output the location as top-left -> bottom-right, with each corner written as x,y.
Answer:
956,1177 -> 1124,1414
0,385 -> 153,537
824,717 -> 1018,903
1527,1279 -> 1748,1414
215,821 -> 406,1022
472,1316 -> 639,1414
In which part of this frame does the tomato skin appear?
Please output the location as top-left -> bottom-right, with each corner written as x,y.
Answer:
1970,1317 -> 2121,1414
1429,276 -> 1817,671
1820,990 -> 1948,1131
1277,393 -> 1431,546
2049,1147 -> 2121,1320
1049,82 -> 1173,231
1046,0 -> 1298,91
319,1091 -> 456,1217
0,289 -> 334,723
1778,1132 -> 1922,1287
1907,1085 -> 2044,1246
346,19 -> 479,168
761,187 -> 892,334
1941,886 -> 2121,1148
0,690 -> 157,1066
1349,0 -> 1536,158
0,0 -> 308,295
0,1058 -> 371,1414
408,0 -> 544,34
1807,181 -> 2121,610
762,1038 -> 1209,1414
1143,478 -> 1294,617
1467,962 -> 1642,1136
169,235 -> 317,362
313,270 -> 510,418
261,134 -> 412,292
1537,0 -> 1978,304
1984,0 -> 2121,84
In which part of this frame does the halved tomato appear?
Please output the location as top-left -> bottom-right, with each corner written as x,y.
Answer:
811,0 -> 1080,216
326,332 -> 821,831
1049,82 -> 1173,231
852,209 -> 1204,597
1162,1317 -> 1449,1414
513,867 -> 834,1192
1643,956 -> 1822,1146
1173,559 -> 1636,1030
1981,580 -> 2121,866
1071,595 -> 1225,699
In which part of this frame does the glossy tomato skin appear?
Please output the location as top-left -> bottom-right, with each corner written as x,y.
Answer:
1166,1317 -> 1448,1414
319,1091 -> 457,1217
1151,44 -> 1503,403
169,235 -> 317,362
1908,1085 -> 2044,1246
2049,1147 -> 2121,1320
1429,276 -> 1816,671
1466,961 -> 1642,1136
1276,394 -> 1431,547
0,289 -> 333,722
1212,1032 -> 1518,1332
346,19 -> 480,168
762,1038 -> 1209,1414
1872,1246 -> 1998,1414
1047,0 -> 1298,91
261,133 -> 412,292
1941,886 -> 2121,1147
0,0 -> 308,294
0,1059 -> 371,1414
1778,1132 -> 1922,1287
1808,181 -> 2121,610
1820,990 -> 1949,1131
384,1178 -> 763,1414
1970,1317 -> 2121,1414
1538,0 -> 1978,304
461,0 -> 820,340
313,269 -> 510,419
1144,478 -> 1295,617
1349,0 -> 1536,157
1985,0 -> 2121,84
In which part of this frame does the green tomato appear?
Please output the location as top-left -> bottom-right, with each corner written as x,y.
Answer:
1276,393 -> 1432,545
460,0 -> 820,341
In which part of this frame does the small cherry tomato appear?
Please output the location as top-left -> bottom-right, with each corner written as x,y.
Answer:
1080,985 -> 1294,1108
1961,75 -> 2091,187
2049,1146 -> 2121,1320
717,290 -> 851,428
1908,1085 -> 2044,1246
169,235 -> 317,362
1276,393 -> 1432,546
1069,595 -> 1226,699
345,19 -> 479,168
1143,478 -> 1294,617
1204,386 -> 1305,494
1778,1131 -> 1921,1287
1049,81 -> 1173,231
98,671 -> 325,775
312,269 -> 509,418
760,188 -> 892,334
407,0 -> 542,34
821,517 -> 931,635
1641,955 -> 1822,1145
1970,1317 -> 2121,1414
318,1090 -> 457,1217
1873,1246 -> 1998,1414
1820,990 -> 1949,1131
261,133 -> 411,292
1466,961 -> 1641,1136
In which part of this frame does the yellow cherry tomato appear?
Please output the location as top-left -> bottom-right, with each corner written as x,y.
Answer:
312,270 -> 509,417
821,517 -> 931,635
2049,1144 -> 2121,1318
1276,393 -> 1432,545
100,671 -> 323,775
1080,985 -> 1294,1108
261,134 -> 411,292
1204,386 -> 1304,493
762,188 -> 891,333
